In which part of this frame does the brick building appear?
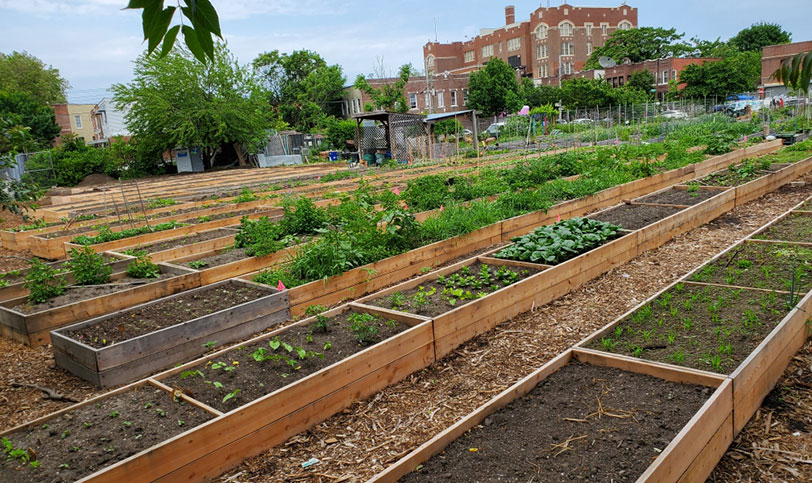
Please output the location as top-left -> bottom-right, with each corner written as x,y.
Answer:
423,3 -> 638,82
761,41 -> 812,98
547,57 -> 720,100
52,103 -> 96,145
342,73 -> 472,117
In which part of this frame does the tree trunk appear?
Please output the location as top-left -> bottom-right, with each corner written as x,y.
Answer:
233,142 -> 247,167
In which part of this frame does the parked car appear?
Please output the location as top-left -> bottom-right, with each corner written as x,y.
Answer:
485,122 -> 505,137
661,110 -> 688,119
573,118 -> 593,125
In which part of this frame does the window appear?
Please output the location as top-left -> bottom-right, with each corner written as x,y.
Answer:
463,90 -> 469,106
661,70 -> 668,84
426,54 -> 435,72
437,92 -> 444,108
464,50 -> 475,63
619,20 -> 632,30
409,93 -> 418,109
539,62 -> 549,77
481,44 -> 494,58
559,21 -> 574,37
535,24 -> 548,39
561,62 -> 574,75
672,70 -> 678,82
537,43 -> 548,59
451,90 -> 457,106
73,115 -> 82,129
425,93 -> 431,109
507,37 -> 521,52
563,8 -> 568,15
587,42 -> 592,56
601,23 -> 608,36
584,22 -> 593,36
560,41 -> 574,56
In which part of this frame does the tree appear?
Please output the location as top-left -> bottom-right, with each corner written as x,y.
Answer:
626,70 -> 655,97
730,23 -> 791,53
325,118 -> 356,150
126,0 -> 223,63
112,43 -> 277,169
467,58 -> 521,117
683,37 -> 738,59
354,64 -> 412,112
559,78 -> 615,110
519,78 -> 562,108
253,50 -> 346,132
586,27 -> 687,69
0,91 -> 61,148
679,52 -> 761,98
0,51 -> 69,105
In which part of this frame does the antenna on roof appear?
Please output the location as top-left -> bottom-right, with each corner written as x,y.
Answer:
598,56 -> 617,68
434,17 -> 438,42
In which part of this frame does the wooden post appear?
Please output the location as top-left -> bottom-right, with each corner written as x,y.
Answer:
455,114 -> 460,164
472,110 -> 480,160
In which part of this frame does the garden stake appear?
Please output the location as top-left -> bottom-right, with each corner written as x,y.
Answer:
118,180 -> 136,230
133,179 -> 152,232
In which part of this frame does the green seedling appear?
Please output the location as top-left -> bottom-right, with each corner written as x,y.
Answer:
600,337 -> 616,351
202,341 -> 217,349
348,312 -> 380,345
188,260 -> 209,269
222,389 -> 241,404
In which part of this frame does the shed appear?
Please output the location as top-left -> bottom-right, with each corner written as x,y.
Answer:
352,112 -> 426,165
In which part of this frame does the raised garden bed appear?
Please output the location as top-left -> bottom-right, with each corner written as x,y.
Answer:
372,349 -> 731,483
589,203 -> 684,231
753,212 -> 812,244
584,282 -> 793,374
112,227 -> 238,265
698,161 -> 770,187
51,279 -> 288,387
637,185 -> 725,206
689,241 -> 812,293
0,264 -> 198,347
0,383 -> 215,483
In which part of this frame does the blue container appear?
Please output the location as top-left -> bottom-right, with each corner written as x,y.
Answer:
375,153 -> 385,165
328,151 -> 339,161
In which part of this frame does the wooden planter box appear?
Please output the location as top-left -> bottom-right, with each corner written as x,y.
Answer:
0,253 -> 133,303
64,303 -> 434,482
750,210 -> 812,247
51,279 -> 289,387
0,264 -> 199,347
370,349 -> 733,483
165,243 -> 302,286
108,227 -> 239,263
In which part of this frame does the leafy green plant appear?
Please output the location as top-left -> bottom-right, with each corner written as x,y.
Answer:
66,246 -> 112,285
72,221 -> 186,245
24,259 -> 67,304
347,312 -> 381,345
494,217 -> 621,264
126,253 -> 160,279
388,292 -> 406,309
222,388 -> 240,404
411,285 -> 436,312
188,260 -> 209,269
146,198 -> 178,209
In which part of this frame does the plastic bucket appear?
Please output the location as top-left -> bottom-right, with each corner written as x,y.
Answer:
328,151 -> 339,161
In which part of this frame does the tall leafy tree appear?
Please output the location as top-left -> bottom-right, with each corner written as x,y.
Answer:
679,52 -> 762,98
0,51 -> 69,105
586,27 -> 687,69
520,78 -> 562,108
112,43 -> 277,169
467,58 -> 521,117
354,64 -> 413,113
730,22 -> 791,52
0,91 -> 60,147
559,78 -> 616,109
253,50 -> 346,132
626,70 -> 655,97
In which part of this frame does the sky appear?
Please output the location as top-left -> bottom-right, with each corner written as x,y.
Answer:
0,0 -> 810,103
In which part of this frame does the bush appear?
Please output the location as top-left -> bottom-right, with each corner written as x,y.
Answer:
66,246 -> 111,285
126,253 -> 160,279
24,259 -> 66,304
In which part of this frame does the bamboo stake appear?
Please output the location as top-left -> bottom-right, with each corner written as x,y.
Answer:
118,180 -> 136,230
133,179 -> 152,232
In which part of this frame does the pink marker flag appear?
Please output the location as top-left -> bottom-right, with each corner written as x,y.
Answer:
317,176 -> 321,181
744,136 -> 748,142
557,214 -> 561,222
277,280 -> 286,291
439,205 -> 444,212
404,204 -> 409,210
393,187 -> 400,195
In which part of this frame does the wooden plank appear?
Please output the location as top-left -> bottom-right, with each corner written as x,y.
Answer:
676,413 -> 734,483
348,302 -> 430,327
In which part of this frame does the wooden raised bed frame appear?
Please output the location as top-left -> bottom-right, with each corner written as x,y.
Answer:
0,264 -> 199,347
51,279 -> 290,387
369,348 -> 733,483
107,227 -> 239,263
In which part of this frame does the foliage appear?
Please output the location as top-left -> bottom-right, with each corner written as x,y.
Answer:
494,217 -> 622,264
559,78 -> 615,110
773,51 -> 812,97
730,22 -> 791,52
234,216 -> 284,257
347,312 -> 381,345
354,64 -> 412,112
126,0 -> 223,63
253,50 -> 346,132
25,138 -> 122,187
626,69 -> 655,97
66,246 -> 112,285
434,119 -> 464,137
24,259 -> 66,304
126,253 -> 160,278
467,58 -> 521,117
280,196 -> 327,237
586,27 -> 687,69
0,51 -> 69,105
0,91 -> 60,149
521,81 -> 562,108
72,220 -> 184,245
325,117 -> 356,150
679,52 -> 762,98
112,42 -> 276,170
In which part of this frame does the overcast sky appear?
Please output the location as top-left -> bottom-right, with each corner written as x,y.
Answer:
0,0 -> 810,103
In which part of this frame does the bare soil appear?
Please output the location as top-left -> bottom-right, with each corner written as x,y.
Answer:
165,311 -> 411,413
63,281 -> 269,348
76,174 -> 117,188
12,273 -> 173,314
638,186 -> 722,205
0,386 -> 212,482
753,212 -> 812,243
121,228 -> 236,254
590,204 -> 683,231
401,361 -> 710,482
185,247 -> 249,269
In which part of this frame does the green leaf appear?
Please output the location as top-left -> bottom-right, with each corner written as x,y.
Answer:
141,2 -> 162,41
161,25 -> 180,58
222,389 -> 240,403
182,25 -> 207,63
190,0 -> 222,38
269,340 -> 280,350
147,6 -> 176,54
194,24 -> 215,62
212,381 -> 223,389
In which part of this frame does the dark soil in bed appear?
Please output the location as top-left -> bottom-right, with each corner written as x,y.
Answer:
0,386 -> 213,483
753,213 -> 812,244
121,228 -> 236,254
690,242 -> 812,293
368,261 -> 539,318
590,204 -> 683,231
587,283 -> 792,374
164,311 -> 412,412
400,361 -> 711,482
698,167 -> 768,187
64,281 -> 269,348
0,255 -> 121,287
11,273 -> 174,314
184,247 -> 250,269
638,186 -> 721,205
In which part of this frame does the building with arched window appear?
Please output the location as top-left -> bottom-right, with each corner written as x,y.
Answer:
423,3 -> 637,83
